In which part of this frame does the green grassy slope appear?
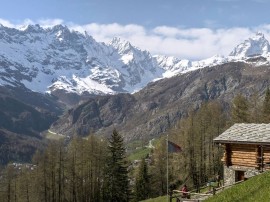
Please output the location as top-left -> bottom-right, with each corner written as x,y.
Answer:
206,171 -> 270,202
141,195 -> 177,202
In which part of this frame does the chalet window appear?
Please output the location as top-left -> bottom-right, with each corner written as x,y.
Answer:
235,170 -> 245,182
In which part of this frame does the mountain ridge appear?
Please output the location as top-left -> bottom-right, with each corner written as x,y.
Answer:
1,24 -> 270,107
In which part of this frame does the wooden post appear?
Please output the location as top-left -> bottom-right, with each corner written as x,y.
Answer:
225,144 -> 231,166
257,145 -> 264,172
213,187 -> 216,195
261,145 -> 264,172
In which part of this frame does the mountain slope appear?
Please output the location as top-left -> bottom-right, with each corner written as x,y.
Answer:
0,86 -> 60,164
0,86 -> 60,137
0,95 -> 58,137
50,61 -> 270,141
0,129 -> 46,165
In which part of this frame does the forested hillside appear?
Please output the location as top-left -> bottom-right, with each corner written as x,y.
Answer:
1,88 -> 269,201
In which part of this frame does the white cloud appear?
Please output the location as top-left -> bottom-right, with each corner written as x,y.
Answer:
69,23 -> 269,60
69,23 -> 146,42
1,18 -> 270,60
0,18 -> 16,28
71,23 -> 257,60
0,18 -> 35,29
38,19 -> 64,28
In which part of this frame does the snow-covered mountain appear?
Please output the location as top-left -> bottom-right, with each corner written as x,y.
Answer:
0,24 -> 269,101
229,32 -> 270,58
0,24 -> 167,97
158,32 -> 270,74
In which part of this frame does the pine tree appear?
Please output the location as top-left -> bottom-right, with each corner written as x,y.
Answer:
134,158 -> 150,201
231,94 -> 249,123
249,90 -> 262,123
149,137 -> 167,197
103,129 -> 130,202
262,87 -> 270,122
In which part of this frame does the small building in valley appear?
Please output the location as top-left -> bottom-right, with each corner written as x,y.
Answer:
213,123 -> 270,186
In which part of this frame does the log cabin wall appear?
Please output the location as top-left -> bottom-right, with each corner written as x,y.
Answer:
222,143 -> 258,186
222,144 -> 270,170
230,144 -> 257,168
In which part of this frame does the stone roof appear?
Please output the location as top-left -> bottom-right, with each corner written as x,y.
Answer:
214,123 -> 270,145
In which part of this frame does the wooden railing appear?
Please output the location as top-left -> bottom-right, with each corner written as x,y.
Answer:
215,179 -> 244,192
170,180 -> 245,202
170,190 -> 213,202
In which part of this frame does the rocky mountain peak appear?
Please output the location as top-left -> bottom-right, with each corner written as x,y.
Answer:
51,24 -> 69,32
253,31 -> 265,40
229,32 -> 270,58
109,37 -> 136,54
110,37 -> 122,46
21,24 -> 44,33
109,37 -> 153,65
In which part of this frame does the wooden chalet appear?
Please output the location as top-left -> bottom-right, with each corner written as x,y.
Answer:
213,123 -> 270,186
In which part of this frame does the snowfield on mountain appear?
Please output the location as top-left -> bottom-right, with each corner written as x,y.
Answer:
0,24 -> 270,97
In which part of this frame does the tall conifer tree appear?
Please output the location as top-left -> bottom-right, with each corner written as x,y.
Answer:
231,94 -> 249,123
134,158 -> 150,201
103,129 -> 130,202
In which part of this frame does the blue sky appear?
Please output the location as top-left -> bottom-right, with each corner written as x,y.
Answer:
1,0 -> 270,59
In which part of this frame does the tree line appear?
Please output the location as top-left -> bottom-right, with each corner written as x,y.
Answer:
0,88 -> 270,201
0,129 -> 129,202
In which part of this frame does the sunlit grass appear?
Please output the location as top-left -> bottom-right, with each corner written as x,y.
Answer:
205,171 -> 270,202
141,195 -> 177,202
127,139 -> 155,161
44,130 -> 64,140
128,147 -> 151,161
